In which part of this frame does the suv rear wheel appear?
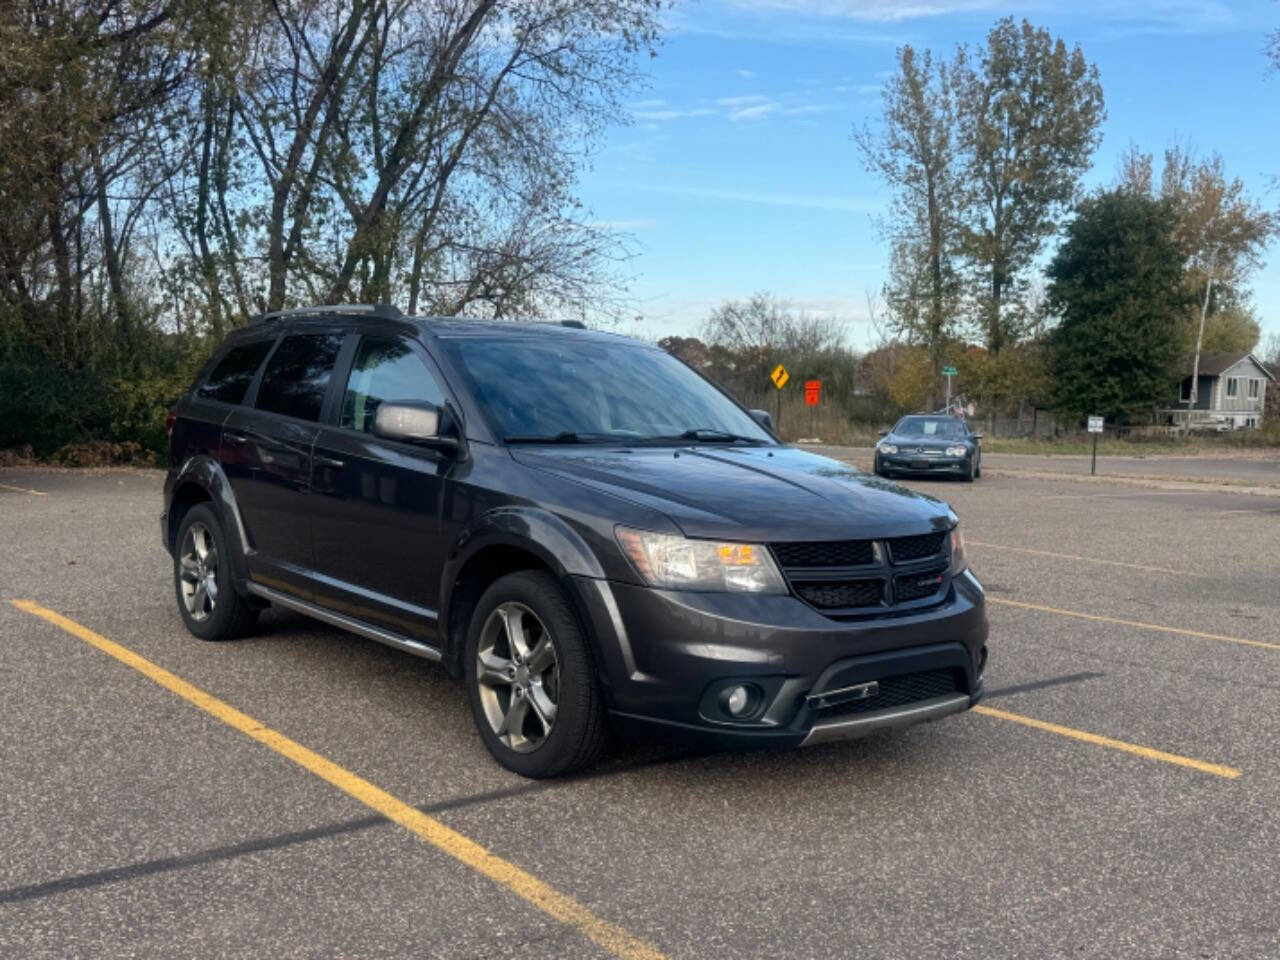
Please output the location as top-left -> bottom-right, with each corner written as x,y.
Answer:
173,504 -> 259,641
464,570 -> 607,778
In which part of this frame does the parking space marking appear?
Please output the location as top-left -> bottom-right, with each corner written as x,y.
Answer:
1038,491 -> 1204,500
987,597 -> 1280,653
967,541 -> 1193,576
0,481 -> 46,496
973,705 -> 1239,779
11,599 -> 667,960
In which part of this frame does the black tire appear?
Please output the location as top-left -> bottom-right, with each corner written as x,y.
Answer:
464,570 -> 608,778
173,503 -> 259,641
974,454 -> 982,479
962,456 -> 976,483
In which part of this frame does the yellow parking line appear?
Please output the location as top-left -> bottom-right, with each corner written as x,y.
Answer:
987,597 -> 1280,653
10,599 -> 666,960
0,481 -> 45,496
967,541 -> 1192,576
974,705 -> 1239,779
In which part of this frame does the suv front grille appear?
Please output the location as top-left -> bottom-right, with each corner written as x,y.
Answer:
886,531 -> 947,562
771,529 -> 951,617
814,668 -> 960,720
772,539 -> 875,567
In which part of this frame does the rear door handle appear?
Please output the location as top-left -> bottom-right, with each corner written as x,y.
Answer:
315,455 -> 345,469
224,432 -> 248,445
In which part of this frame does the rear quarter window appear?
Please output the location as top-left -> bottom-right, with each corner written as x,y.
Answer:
197,340 -> 274,405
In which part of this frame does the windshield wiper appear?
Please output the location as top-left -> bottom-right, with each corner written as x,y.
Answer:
503,431 -> 614,445
643,428 -> 768,445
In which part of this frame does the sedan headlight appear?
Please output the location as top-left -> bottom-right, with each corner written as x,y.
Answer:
879,443 -> 898,454
949,524 -> 967,575
945,446 -> 967,457
616,527 -> 787,594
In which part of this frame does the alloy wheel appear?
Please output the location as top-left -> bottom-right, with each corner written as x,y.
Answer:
475,602 -> 559,753
178,521 -> 219,622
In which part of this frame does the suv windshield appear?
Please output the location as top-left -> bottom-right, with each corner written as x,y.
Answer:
441,336 -> 774,444
895,417 -> 966,439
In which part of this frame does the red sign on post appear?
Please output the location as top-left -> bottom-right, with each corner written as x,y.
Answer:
804,380 -> 821,406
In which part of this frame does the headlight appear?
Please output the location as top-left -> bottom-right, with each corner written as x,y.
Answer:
879,443 -> 898,454
616,527 -> 787,594
949,524 -> 967,575
945,445 -> 967,457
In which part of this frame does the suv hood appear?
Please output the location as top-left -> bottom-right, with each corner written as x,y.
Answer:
512,444 -> 951,542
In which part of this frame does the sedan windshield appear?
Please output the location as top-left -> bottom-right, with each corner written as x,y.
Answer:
441,336 -> 774,444
895,417 -> 966,439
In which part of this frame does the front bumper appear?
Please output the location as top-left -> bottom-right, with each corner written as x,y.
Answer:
573,570 -> 988,749
878,453 -> 971,475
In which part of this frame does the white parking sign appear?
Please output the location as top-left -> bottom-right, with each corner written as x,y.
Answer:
1087,416 -> 1104,434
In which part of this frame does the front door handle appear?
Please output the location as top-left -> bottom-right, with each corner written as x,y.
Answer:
315,455 -> 345,470
224,431 -> 248,445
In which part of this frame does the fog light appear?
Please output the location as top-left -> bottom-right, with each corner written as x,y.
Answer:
725,685 -> 750,716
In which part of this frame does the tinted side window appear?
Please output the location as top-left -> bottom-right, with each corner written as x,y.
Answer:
255,333 -> 345,422
198,340 -> 273,404
341,336 -> 446,433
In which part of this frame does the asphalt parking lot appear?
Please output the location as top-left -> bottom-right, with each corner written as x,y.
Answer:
2,464 -> 1278,959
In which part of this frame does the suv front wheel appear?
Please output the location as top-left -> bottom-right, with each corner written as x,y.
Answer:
464,570 -> 608,778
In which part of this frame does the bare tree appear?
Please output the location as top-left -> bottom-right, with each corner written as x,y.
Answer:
200,0 -> 661,317
855,45 -> 963,402
702,292 -> 846,356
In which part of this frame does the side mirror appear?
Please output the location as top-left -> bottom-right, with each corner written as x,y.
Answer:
748,408 -> 774,431
971,433 -> 983,441
374,401 -> 459,452
878,429 -> 889,437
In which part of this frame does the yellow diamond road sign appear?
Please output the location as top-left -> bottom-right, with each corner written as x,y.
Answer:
771,364 -> 790,389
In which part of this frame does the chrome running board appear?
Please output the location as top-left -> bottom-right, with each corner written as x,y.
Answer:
245,582 -> 442,663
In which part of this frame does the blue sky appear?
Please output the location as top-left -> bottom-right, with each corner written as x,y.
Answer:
579,0 -> 1280,349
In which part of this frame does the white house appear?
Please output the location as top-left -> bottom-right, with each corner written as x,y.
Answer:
1166,352 -> 1275,429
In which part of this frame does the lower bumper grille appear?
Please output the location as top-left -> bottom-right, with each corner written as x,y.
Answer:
794,579 -> 884,609
814,668 -> 961,720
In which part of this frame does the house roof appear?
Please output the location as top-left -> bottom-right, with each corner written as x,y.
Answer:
1192,352 -> 1276,381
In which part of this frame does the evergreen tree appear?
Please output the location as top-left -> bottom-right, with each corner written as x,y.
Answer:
1047,191 -> 1189,423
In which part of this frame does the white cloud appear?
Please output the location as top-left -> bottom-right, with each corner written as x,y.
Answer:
715,94 -> 773,108
586,219 -> 658,231
633,107 -> 716,121
721,0 -> 1242,30
737,68 -> 756,79
628,98 -> 667,110
723,0 -> 1003,22
782,103 -> 840,116
729,102 -> 778,121
641,184 -> 880,213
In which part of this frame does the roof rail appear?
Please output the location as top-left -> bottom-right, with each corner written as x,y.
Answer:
253,303 -> 403,325
559,320 -> 586,329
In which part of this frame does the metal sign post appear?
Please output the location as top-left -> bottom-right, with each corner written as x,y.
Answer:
942,365 -> 957,412
1087,415 -> 1104,475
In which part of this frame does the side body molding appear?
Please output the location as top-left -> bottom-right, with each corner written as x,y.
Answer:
167,455 -> 254,580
